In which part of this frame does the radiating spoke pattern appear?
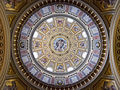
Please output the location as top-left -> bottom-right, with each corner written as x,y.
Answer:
31,16 -> 89,73
16,4 -> 107,86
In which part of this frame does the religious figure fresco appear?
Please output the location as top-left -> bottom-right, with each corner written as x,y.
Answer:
95,0 -> 117,9
4,0 -> 25,11
54,38 -> 67,52
94,79 -> 118,90
3,81 -> 17,90
55,39 -> 65,51
101,81 -> 117,90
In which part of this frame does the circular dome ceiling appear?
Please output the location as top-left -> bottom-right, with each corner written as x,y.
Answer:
30,15 -> 91,75
12,0 -> 108,89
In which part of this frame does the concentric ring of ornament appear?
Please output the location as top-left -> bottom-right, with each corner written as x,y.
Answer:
30,15 -> 91,75
12,1 -> 108,89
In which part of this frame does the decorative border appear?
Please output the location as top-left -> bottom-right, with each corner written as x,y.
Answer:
0,19 -> 5,74
0,3 -> 10,88
12,0 -> 109,89
27,13 -> 92,76
110,2 -> 120,87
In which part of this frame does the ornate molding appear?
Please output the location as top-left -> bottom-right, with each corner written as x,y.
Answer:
110,1 -> 120,88
12,0 -> 109,90
0,3 -> 10,88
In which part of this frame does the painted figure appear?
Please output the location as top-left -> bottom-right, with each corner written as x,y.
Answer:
55,39 -> 65,51
3,81 -> 17,90
101,81 -> 117,90
5,0 -> 22,9
97,0 -> 117,8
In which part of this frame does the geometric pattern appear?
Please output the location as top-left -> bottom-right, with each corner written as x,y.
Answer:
19,4 -> 102,85
12,1 -> 108,89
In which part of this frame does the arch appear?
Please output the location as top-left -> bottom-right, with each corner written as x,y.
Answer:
110,1 -> 120,89
0,2 -> 10,88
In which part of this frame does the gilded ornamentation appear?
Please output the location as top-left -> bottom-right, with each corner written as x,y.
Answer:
0,4 -> 10,87
3,79 -> 27,90
115,18 -> 120,70
7,15 -> 16,26
3,81 -> 17,90
105,15 -> 113,27
93,0 -> 118,11
0,19 -> 5,73
102,81 -> 116,90
7,64 -> 15,75
93,79 -> 118,90
30,16 -> 90,74
3,0 -> 26,11
110,3 -> 120,88
97,0 -> 116,8
12,0 -> 109,89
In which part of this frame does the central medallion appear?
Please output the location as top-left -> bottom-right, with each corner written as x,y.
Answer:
13,3 -> 108,89
50,34 -> 70,56
30,15 -> 91,75
54,37 -> 67,52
